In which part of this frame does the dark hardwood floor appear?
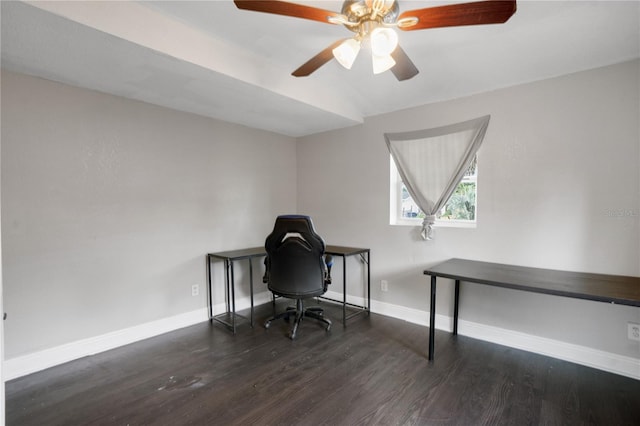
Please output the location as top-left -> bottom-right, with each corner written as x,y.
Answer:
6,301 -> 640,425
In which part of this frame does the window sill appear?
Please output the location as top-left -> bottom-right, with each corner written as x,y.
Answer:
392,218 -> 477,229
435,220 -> 476,229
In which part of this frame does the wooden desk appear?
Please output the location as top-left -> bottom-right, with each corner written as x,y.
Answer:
424,258 -> 640,360
207,245 -> 370,333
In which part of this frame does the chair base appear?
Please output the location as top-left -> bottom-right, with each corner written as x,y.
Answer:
264,298 -> 332,340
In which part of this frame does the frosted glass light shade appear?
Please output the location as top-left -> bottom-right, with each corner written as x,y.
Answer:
372,54 -> 396,74
332,38 -> 361,69
370,27 -> 398,57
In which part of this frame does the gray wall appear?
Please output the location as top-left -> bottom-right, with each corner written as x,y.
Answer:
1,70 -> 297,358
297,60 -> 640,359
2,60 -> 639,365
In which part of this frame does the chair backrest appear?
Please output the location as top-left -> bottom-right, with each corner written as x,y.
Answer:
264,215 -> 327,299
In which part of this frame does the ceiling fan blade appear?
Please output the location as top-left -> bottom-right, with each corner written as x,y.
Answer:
398,0 -> 517,31
234,0 -> 341,24
292,39 -> 347,77
390,46 -> 419,81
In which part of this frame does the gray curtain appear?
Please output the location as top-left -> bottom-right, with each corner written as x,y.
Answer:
385,115 -> 490,240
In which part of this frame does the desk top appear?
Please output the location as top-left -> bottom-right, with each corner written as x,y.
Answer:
208,247 -> 267,260
326,245 -> 370,256
208,245 -> 369,261
424,258 -> 640,307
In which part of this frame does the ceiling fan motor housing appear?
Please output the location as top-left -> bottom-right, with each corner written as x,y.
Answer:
341,0 -> 400,32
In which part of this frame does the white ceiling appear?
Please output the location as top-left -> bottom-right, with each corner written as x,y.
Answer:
2,1 -> 639,137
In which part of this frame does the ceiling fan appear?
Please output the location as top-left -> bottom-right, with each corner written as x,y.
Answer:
234,0 -> 517,81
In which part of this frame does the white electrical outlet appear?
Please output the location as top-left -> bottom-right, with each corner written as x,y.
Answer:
381,280 -> 388,292
191,284 -> 199,297
628,322 -> 640,341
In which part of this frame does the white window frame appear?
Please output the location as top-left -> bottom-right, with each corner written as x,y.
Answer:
389,156 -> 478,228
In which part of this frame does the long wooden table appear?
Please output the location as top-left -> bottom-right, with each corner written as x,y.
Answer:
423,258 -> 640,360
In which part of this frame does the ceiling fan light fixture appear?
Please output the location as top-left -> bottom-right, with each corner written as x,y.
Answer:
332,38 -> 361,69
372,53 -> 396,74
370,27 -> 398,57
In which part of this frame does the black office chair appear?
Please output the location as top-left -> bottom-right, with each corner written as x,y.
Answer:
263,215 -> 332,339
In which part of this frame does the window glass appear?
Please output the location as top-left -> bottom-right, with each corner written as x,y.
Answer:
391,156 -> 477,225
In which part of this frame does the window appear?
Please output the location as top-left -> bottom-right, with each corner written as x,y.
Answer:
390,156 -> 477,227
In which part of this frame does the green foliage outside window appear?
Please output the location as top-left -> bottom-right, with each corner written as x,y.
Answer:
439,182 -> 476,221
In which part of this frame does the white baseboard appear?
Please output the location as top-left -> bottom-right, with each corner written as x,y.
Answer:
5,292 -> 639,381
324,290 -> 453,331
3,292 -> 272,382
328,291 -> 639,380
3,308 -> 209,381
458,320 -> 640,380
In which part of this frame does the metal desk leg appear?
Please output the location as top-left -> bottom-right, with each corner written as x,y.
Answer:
207,255 -> 213,320
230,260 -> 236,334
366,251 -> 371,315
249,258 -> 254,327
453,279 -> 460,336
429,275 -> 436,361
342,255 -> 347,326
224,259 -> 231,315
